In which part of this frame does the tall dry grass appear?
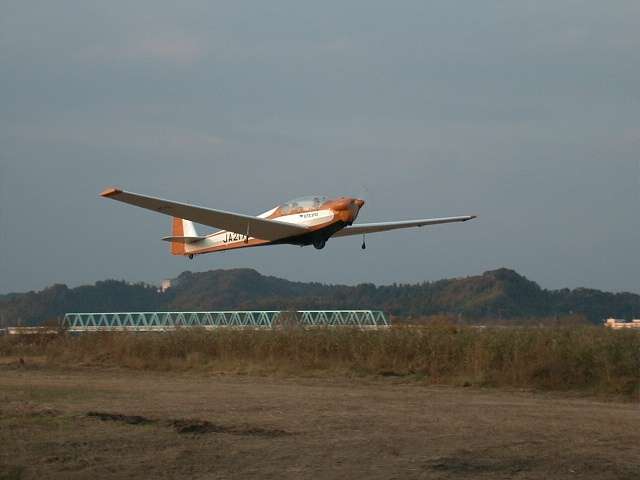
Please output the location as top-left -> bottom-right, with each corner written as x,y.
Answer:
1,326 -> 638,397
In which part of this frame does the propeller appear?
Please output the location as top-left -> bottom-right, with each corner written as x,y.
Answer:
357,183 -> 371,208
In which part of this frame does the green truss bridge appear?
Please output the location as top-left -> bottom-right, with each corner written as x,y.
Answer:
62,310 -> 390,332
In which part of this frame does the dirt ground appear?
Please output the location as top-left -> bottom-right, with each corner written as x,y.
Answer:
0,362 -> 638,480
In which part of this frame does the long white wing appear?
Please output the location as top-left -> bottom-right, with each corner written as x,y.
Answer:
101,188 -> 308,241
332,215 -> 477,237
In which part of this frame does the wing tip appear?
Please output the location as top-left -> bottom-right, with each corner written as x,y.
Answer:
100,187 -> 122,197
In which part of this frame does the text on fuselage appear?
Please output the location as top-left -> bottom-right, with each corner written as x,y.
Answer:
222,232 -> 246,243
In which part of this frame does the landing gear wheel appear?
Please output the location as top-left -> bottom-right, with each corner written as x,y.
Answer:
361,234 -> 366,250
188,254 -> 194,259
313,239 -> 326,250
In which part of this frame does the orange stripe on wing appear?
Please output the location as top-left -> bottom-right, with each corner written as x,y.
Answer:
100,187 -> 122,197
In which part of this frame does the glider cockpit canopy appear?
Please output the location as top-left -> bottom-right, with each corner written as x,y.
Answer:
278,195 -> 327,214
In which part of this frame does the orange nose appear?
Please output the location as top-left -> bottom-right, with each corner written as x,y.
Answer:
354,199 -> 365,208
331,198 -> 352,211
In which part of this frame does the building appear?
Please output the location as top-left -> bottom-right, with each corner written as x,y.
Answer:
604,318 -> 640,329
159,279 -> 172,293
1,327 -> 59,335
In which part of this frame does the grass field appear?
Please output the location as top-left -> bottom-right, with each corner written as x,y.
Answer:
1,326 -> 638,398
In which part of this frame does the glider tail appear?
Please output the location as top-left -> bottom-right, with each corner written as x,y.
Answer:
170,217 -> 199,255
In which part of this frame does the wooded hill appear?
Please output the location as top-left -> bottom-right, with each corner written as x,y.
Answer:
1,268 -> 638,327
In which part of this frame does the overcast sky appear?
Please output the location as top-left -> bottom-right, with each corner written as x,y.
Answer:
1,1 -> 639,294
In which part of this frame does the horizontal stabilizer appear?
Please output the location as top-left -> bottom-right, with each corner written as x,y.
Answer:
162,236 -> 206,244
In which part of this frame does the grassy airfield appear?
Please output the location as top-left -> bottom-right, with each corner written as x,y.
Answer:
1,327 -> 638,479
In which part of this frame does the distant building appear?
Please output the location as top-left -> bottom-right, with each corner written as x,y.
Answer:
604,318 -> 640,329
3,327 -> 59,335
159,279 -> 172,293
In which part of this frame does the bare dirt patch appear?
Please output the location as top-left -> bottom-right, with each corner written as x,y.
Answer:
85,410 -> 291,437
168,418 -> 290,437
426,453 -> 536,475
86,411 -> 153,425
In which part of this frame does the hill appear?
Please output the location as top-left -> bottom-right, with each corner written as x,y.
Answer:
1,268 -> 638,327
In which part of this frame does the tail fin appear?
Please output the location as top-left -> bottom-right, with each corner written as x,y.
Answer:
177,217 -> 198,238
168,218 -> 201,255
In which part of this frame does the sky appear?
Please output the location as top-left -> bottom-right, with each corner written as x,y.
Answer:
1,1 -> 639,294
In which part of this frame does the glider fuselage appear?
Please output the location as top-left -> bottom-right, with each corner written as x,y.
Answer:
175,196 -> 364,256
